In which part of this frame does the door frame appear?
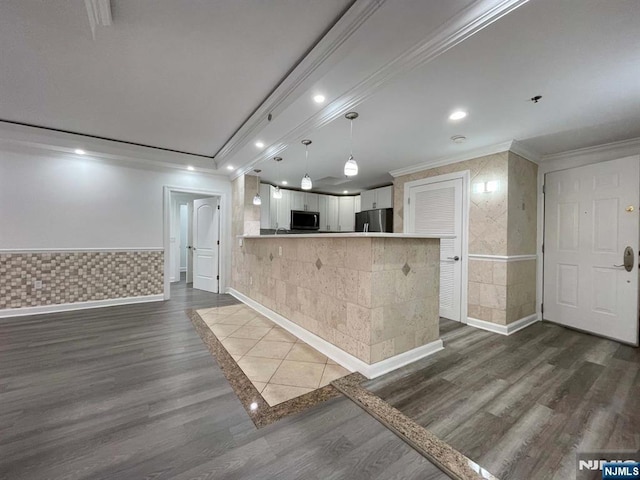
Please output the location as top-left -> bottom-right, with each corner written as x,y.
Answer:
403,170 -> 470,324
163,186 -> 228,300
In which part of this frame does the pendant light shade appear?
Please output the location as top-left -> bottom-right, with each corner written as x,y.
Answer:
344,155 -> 358,176
301,174 -> 312,190
252,168 -> 262,205
272,157 -> 283,198
300,140 -> 313,190
344,112 -> 359,177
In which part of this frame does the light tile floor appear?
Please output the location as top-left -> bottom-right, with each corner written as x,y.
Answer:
197,304 -> 351,406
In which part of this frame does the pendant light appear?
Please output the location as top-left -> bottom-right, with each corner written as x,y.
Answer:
252,169 -> 262,205
272,157 -> 283,199
344,112 -> 359,177
301,139 -> 312,190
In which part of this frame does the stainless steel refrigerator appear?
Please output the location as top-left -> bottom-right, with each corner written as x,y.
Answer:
355,208 -> 393,232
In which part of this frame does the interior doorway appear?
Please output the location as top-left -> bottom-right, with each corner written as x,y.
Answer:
404,171 -> 469,323
164,187 -> 224,300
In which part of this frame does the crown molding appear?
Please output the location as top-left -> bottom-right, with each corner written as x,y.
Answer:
389,140 -> 514,178
509,139 -> 541,163
215,0 -> 386,165
227,0 -> 529,178
0,122 -> 225,177
541,137 -> 640,165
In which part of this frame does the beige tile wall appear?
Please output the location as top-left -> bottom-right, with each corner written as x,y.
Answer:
233,236 -> 440,364
507,152 -> 538,256
0,250 -> 164,310
394,150 -> 538,326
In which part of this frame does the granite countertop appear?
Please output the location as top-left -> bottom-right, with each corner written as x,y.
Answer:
240,232 -> 453,239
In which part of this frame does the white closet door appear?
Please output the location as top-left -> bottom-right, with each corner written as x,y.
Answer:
544,156 -> 639,345
407,178 -> 463,321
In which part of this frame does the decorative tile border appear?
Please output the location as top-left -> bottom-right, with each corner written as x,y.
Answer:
188,309 -> 342,428
0,250 -> 163,309
332,374 -> 500,480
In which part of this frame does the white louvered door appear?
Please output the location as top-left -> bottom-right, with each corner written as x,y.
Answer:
407,178 -> 463,321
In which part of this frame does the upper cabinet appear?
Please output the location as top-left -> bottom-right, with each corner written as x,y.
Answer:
359,185 -> 393,210
304,192 -> 319,212
289,190 -> 305,212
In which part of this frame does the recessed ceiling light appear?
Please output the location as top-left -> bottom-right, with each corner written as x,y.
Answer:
313,94 -> 325,103
282,180 -> 288,185
187,165 -> 195,171
449,110 -> 467,120
451,135 -> 467,144
74,149 -> 86,155
226,165 -> 234,171
250,402 -> 258,411
255,141 -> 265,148
343,190 -> 349,194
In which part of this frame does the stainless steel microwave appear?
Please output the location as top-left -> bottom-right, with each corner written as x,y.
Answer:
290,210 -> 320,230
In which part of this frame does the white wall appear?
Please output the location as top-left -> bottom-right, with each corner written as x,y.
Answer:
0,145 -> 233,293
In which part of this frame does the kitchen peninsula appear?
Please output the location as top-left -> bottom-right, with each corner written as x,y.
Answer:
230,233 -> 450,378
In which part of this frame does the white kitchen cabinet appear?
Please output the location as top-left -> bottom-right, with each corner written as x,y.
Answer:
259,183 -> 271,229
376,186 -> 393,209
304,192 -> 319,212
275,188 -> 291,230
289,190 -> 305,212
318,195 -> 339,231
360,189 -> 375,211
338,196 -> 355,232
360,186 -> 393,210
354,195 -> 361,213
326,196 -> 339,231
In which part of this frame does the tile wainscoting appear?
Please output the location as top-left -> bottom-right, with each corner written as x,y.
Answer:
0,249 -> 164,313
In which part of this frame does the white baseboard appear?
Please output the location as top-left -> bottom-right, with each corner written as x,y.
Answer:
0,294 -> 164,319
227,288 -> 444,379
467,313 -> 539,336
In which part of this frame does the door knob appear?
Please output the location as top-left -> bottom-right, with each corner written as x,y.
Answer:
614,246 -> 634,272
447,256 -> 460,261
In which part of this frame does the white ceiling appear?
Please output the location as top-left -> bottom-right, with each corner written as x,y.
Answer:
1,0 -> 639,192
0,0 -> 352,156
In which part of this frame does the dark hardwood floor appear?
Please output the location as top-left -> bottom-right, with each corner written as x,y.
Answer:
0,280 -> 449,480
365,321 -> 640,480
439,317 -> 465,337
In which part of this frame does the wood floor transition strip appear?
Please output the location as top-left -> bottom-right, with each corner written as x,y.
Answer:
332,373 -> 499,480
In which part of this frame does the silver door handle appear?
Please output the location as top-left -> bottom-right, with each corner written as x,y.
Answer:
614,246 -> 634,272
447,256 -> 460,261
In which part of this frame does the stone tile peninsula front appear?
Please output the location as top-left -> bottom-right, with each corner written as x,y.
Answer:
232,233 -> 451,377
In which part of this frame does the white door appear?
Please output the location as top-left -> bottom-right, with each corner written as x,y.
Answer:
193,197 -> 219,293
407,178 -> 464,322
544,156 -> 639,345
